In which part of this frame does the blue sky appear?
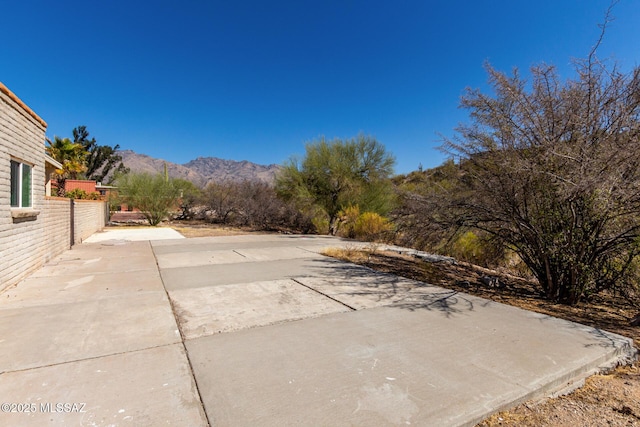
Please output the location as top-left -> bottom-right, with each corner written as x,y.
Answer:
2,1 -> 639,174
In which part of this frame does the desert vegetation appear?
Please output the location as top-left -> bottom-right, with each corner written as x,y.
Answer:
199,179 -> 314,232
109,12 -> 640,312
114,172 -> 194,226
101,12 -> 640,423
275,134 -> 396,235
389,16 -> 640,308
45,126 -> 127,196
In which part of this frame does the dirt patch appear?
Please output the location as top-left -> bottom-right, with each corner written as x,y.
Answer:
480,363 -> 640,426
325,248 -> 640,427
165,220 -> 253,238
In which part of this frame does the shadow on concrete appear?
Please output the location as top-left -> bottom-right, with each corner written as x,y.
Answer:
390,290 -> 478,317
303,258 -> 496,317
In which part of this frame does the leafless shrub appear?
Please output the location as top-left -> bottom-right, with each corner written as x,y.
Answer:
396,6 -> 640,305
200,180 -> 314,233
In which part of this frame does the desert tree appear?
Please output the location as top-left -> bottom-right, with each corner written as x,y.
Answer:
391,160 -> 468,251
201,180 -> 313,232
72,125 -> 128,183
173,178 -> 201,220
201,180 -> 242,224
438,17 -> 640,304
276,134 -> 396,235
115,172 -> 182,226
45,136 -> 88,196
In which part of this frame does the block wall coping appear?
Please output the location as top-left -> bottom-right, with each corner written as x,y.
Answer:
0,81 -> 48,128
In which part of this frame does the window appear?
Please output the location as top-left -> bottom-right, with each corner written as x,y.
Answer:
10,160 -> 32,208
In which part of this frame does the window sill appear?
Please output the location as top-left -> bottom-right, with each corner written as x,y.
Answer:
11,209 -> 40,223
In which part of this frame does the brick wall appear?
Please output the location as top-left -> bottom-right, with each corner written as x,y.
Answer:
65,180 -> 98,194
0,83 -> 106,291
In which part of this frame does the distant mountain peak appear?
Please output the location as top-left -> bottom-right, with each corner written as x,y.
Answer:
119,151 -> 280,186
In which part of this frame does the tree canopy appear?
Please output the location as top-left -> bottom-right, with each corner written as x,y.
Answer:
433,54 -> 640,304
45,136 -> 88,196
72,125 -> 128,183
115,172 -> 182,226
276,135 -> 396,234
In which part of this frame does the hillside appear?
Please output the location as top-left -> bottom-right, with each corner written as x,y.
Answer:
118,150 -> 280,187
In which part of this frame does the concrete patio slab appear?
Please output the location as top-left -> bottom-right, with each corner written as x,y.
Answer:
1,231 -> 636,426
150,234 -> 361,255
29,242 -> 158,277
0,292 -> 181,372
0,344 -> 207,427
160,257 -> 345,291
0,269 -> 164,308
169,279 -> 351,339
187,303 -> 634,427
155,249 -> 249,269
296,274 -> 431,310
151,234 -> 345,246
56,240 -> 155,258
233,246 -> 321,261
153,236 -> 353,269
150,237 -> 329,254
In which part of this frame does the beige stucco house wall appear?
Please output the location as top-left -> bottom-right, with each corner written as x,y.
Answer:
0,82 -> 106,291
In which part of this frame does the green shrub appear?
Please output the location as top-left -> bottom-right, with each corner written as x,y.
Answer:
447,231 -> 505,267
311,216 -> 330,235
65,188 -> 101,200
337,205 -> 361,238
450,231 -> 481,263
335,206 -> 393,242
353,212 -> 393,242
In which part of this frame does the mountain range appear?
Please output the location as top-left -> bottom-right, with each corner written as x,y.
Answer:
117,150 -> 281,187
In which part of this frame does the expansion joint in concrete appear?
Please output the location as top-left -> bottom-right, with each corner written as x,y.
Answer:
291,278 -> 357,312
150,241 -> 212,427
0,342 -> 181,375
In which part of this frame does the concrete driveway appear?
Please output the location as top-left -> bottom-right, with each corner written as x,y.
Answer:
0,230 -> 636,426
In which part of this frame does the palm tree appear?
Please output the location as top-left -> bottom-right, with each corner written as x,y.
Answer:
45,136 -> 88,196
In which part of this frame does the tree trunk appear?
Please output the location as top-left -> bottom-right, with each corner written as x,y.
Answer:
57,178 -> 66,197
329,215 -> 339,236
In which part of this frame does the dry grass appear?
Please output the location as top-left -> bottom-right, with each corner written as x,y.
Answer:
165,220 -> 252,238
